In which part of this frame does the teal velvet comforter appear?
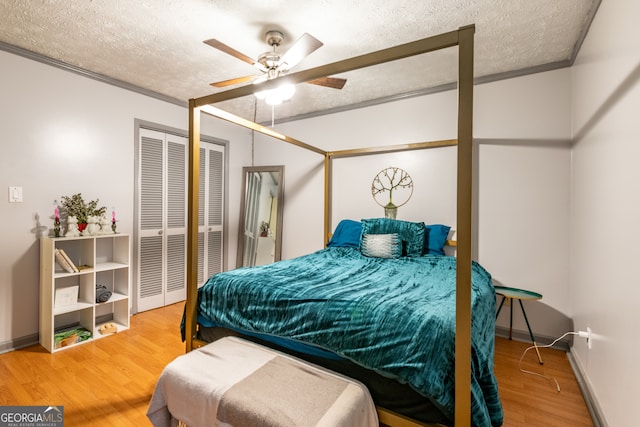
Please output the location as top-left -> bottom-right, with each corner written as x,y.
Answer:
195,247 -> 503,426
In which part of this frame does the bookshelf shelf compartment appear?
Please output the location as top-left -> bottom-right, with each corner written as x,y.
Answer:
95,262 -> 128,272
40,234 -> 131,353
53,302 -> 93,316
53,269 -> 94,279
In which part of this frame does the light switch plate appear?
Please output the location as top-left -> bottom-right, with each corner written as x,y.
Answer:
8,186 -> 23,203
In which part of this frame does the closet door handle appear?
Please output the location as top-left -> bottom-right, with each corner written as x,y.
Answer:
158,230 -> 163,235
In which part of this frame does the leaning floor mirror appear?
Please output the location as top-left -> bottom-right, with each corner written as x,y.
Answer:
237,166 -> 284,268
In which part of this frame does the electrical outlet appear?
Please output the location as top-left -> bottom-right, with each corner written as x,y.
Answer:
587,327 -> 592,350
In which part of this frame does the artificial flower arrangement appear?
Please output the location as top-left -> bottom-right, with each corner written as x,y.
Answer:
60,193 -> 106,232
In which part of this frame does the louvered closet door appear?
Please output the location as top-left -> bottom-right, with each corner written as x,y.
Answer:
197,143 -> 224,286
164,135 -> 187,305
137,129 -> 187,312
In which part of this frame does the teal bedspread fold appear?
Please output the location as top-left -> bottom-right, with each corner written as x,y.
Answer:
195,247 -> 503,426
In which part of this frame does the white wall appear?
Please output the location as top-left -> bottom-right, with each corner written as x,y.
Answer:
0,51 -> 251,349
570,0 -> 640,425
254,68 -> 573,339
476,72 -> 572,319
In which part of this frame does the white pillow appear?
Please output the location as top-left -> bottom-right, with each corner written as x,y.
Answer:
360,233 -> 402,259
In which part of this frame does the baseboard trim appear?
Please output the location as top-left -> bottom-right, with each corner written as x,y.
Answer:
0,333 -> 39,354
567,349 -> 608,427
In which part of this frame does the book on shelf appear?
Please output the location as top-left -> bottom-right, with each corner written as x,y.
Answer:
55,249 -> 79,273
59,248 -> 79,272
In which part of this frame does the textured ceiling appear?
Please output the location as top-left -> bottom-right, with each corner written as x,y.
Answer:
0,0 -> 598,123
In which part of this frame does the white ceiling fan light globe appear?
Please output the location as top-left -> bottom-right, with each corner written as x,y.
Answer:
265,91 -> 283,105
278,84 -> 295,100
256,84 -> 296,105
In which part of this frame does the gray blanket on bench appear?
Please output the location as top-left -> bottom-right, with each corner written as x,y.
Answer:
147,337 -> 378,427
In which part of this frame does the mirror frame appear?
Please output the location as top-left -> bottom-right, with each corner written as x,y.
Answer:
236,165 -> 284,268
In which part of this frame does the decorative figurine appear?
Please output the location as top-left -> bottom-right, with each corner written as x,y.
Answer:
85,215 -> 100,236
64,216 -> 81,237
98,216 -> 113,234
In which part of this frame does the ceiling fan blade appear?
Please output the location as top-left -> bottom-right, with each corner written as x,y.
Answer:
306,76 -> 347,90
203,39 -> 266,71
210,75 -> 257,88
278,33 -> 323,71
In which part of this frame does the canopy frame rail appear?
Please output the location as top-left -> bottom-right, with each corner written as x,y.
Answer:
323,138 -> 458,243
186,24 -> 475,427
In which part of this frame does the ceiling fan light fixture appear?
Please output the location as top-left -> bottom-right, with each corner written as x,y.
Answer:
206,31 -> 346,92
255,83 -> 296,106
258,51 -> 281,69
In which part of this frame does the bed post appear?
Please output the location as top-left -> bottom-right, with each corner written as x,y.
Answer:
324,153 -> 332,246
186,98 -> 201,352
455,24 -> 475,427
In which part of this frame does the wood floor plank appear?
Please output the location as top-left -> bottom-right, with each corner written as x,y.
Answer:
494,337 -> 594,426
0,303 -> 594,426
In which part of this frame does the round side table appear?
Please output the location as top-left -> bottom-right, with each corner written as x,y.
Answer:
494,285 -> 544,364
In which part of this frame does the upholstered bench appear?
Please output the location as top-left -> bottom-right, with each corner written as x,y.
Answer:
147,336 -> 378,427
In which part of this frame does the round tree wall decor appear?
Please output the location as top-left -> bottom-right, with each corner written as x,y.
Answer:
371,167 -> 413,219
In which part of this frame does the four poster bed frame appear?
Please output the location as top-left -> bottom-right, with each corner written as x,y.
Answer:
185,25 -> 476,427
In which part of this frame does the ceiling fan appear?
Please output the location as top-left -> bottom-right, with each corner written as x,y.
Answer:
204,30 -> 347,90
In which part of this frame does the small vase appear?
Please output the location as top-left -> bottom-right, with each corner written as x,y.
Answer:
78,222 -> 88,233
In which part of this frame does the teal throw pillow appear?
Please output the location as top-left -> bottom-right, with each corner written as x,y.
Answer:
423,224 -> 451,255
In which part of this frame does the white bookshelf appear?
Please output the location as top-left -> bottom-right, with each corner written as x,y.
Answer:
39,234 -> 130,352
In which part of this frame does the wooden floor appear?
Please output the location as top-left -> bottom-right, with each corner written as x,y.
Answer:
494,337 -> 593,426
0,302 -> 593,426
